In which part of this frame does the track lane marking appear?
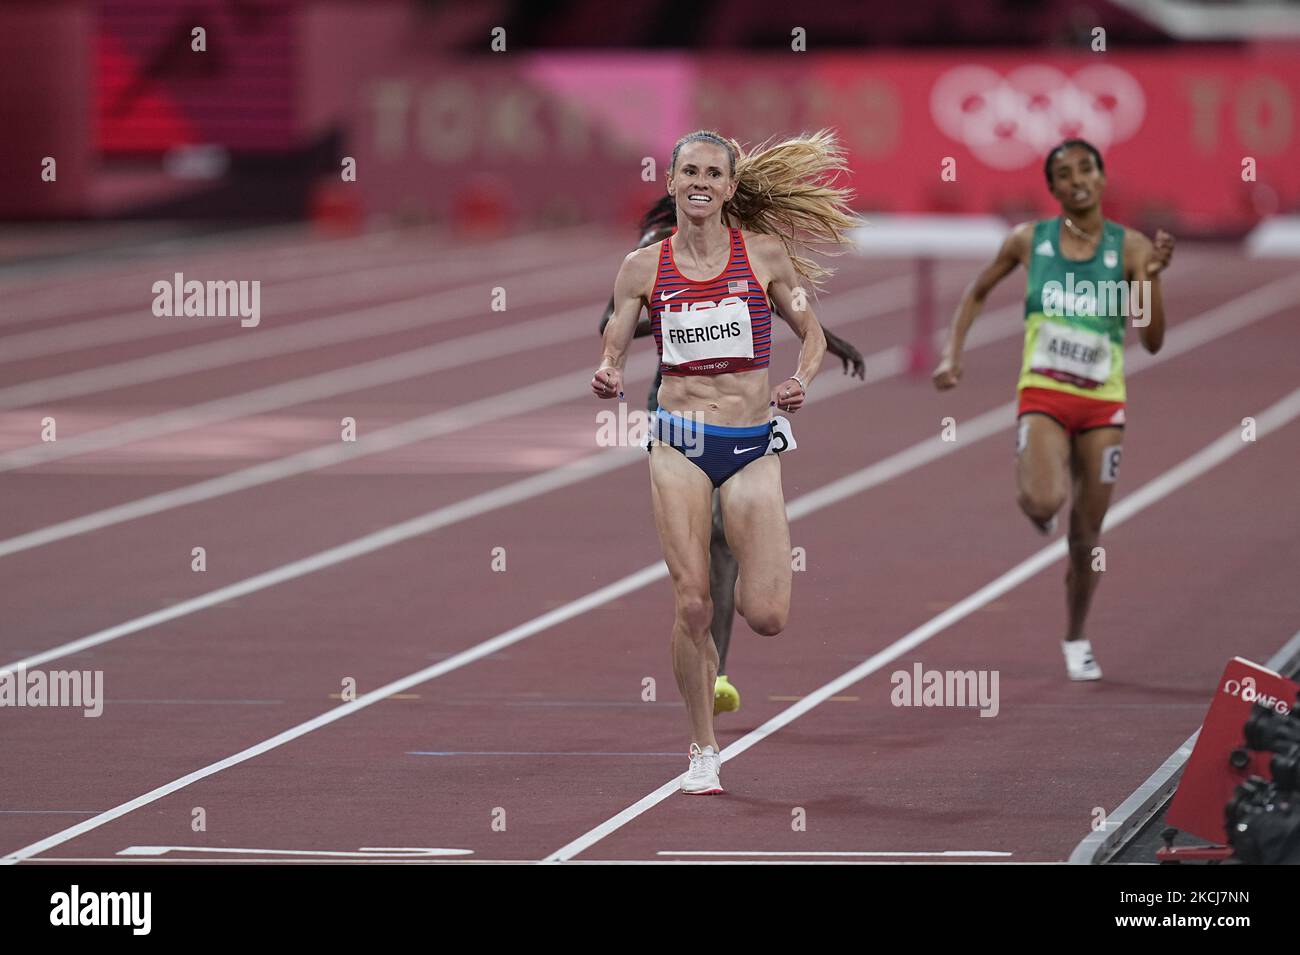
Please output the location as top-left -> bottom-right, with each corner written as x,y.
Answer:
1,276 -> 1292,863
0,248 -> 611,365
657,850 -> 1012,857
0,273 -> 921,469
1,272 -> 1288,671
0,275 -> 927,553
5,381 -> 1296,866
542,386 -> 1300,861
0,225 -> 597,326
116,845 -> 471,858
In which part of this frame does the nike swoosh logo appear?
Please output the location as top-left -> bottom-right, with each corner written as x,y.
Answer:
733,445 -> 761,455
660,289 -> 685,301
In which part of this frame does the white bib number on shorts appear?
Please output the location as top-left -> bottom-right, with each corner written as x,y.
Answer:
767,415 -> 797,455
1030,322 -> 1112,389
1100,444 -> 1122,484
660,297 -> 755,367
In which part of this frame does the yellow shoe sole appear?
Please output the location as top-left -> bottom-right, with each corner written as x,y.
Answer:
713,676 -> 740,715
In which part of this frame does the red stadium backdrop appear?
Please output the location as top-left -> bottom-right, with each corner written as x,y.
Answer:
0,0 -> 1295,234
354,50 -> 1300,235
95,0 -> 297,153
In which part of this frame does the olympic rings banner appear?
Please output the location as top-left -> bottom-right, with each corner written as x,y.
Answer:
355,50 -> 1300,236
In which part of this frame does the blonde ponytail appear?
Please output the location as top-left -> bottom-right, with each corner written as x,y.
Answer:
726,128 -> 858,288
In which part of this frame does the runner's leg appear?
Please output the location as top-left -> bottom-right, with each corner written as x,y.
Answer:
708,489 -> 739,670
718,455 -> 791,637
1065,427 -> 1123,640
1016,413 -> 1071,531
649,443 -> 719,751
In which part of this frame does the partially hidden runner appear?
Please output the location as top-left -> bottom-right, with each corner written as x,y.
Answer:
933,138 -> 1175,681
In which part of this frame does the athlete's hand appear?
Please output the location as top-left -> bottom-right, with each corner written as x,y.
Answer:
591,366 -> 623,400
932,356 -> 962,391
773,377 -> 805,413
1147,229 -> 1175,276
825,329 -> 865,379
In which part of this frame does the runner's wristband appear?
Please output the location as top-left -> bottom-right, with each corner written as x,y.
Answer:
791,375 -> 806,392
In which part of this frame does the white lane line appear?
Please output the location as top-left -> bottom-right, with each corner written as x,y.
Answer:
5,379 -> 1295,865
4,348 -> 884,669
657,850 -> 1012,857
22,858 -> 484,865
0,269 -> 1277,658
117,845 -> 471,858
793,270 -> 1300,515
0,276 -> 923,551
0,241 -> 609,365
0,258 -> 608,405
0,225 -> 597,326
0,358 -> 652,560
541,385 -> 1300,862
406,751 -> 685,757
0,226 -> 313,309
0,272 -> 1281,857
0,559 -> 672,864
0,270 -> 923,469
0,230 -> 431,324
0,307 -> 587,471
20,857 -> 470,864
100,699 -> 282,705
1,449 -> 645,672
0,290 -> 988,668
16,857 -> 1026,865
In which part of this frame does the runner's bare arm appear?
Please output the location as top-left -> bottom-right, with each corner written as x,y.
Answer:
823,326 -> 865,379
933,222 -> 1031,390
593,248 -> 655,399
1126,227 -> 1173,355
596,228 -> 671,338
598,295 -> 651,338
759,234 -> 825,413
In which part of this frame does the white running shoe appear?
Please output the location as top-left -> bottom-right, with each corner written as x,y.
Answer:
681,743 -> 724,795
1063,639 -> 1102,681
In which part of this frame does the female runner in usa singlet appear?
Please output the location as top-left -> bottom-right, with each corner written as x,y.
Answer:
596,195 -> 864,720
592,129 -> 856,794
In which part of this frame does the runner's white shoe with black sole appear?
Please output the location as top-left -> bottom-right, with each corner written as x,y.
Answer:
1063,639 -> 1102,681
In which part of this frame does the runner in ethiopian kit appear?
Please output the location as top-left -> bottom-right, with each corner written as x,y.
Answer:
593,129 -> 856,793
933,139 -> 1174,681
598,194 -> 864,718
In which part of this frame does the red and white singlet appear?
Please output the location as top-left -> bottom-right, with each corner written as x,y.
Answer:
649,227 -> 773,377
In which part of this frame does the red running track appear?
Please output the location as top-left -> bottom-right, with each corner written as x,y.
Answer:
0,225 -> 1297,864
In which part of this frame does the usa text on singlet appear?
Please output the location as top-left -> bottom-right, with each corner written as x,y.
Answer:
650,227 -> 773,377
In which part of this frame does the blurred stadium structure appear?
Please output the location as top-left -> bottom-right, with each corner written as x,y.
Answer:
1,0 -> 1298,250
